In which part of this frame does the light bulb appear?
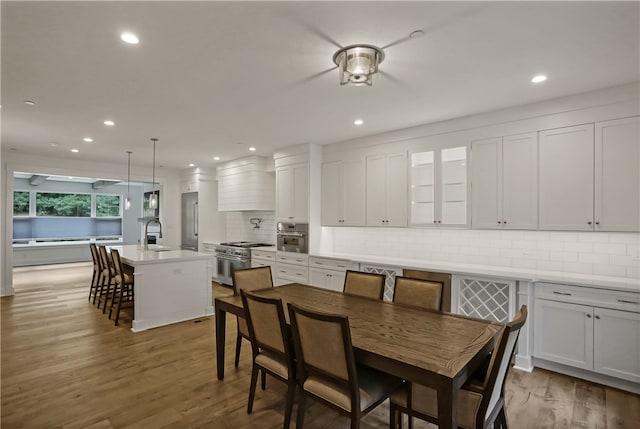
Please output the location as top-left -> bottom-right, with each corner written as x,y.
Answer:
125,197 -> 132,210
149,193 -> 158,209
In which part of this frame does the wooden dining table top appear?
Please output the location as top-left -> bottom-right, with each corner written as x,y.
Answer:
214,283 -> 503,384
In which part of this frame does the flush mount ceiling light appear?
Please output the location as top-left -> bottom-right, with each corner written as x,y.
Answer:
332,44 -> 385,86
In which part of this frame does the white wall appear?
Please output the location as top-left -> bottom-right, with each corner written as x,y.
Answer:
320,83 -> 640,280
1,151 -> 181,295
225,210 -> 276,244
326,228 -> 639,279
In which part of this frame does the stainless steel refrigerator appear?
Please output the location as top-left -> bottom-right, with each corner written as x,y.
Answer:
181,192 -> 198,250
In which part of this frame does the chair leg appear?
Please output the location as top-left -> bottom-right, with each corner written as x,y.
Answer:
114,284 -> 125,326
89,269 -> 98,301
261,369 -> 266,390
283,379 -> 296,429
93,272 -> 104,305
389,404 -> 396,429
408,415 -> 413,429
496,404 -> 509,429
234,333 -> 242,368
350,412 -> 360,429
247,363 -> 259,414
296,389 -> 306,429
102,277 -> 112,313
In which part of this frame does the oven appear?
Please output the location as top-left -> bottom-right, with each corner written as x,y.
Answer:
214,242 -> 273,286
276,222 -> 308,253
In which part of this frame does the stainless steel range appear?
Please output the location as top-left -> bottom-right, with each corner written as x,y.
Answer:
214,242 -> 273,286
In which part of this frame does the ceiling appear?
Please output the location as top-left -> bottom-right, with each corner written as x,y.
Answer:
2,1 -> 639,170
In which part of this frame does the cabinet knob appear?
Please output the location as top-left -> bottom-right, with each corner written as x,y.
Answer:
433,220 -> 437,224
498,221 -> 502,224
595,315 -> 600,320
587,221 -> 592,225
503,221 -> 507,225
437,220 -> 441,224
586,314 -> 592,318
288,216 -> 294,220
595,221 -> 600,225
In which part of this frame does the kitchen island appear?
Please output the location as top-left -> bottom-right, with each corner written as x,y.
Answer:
116,245 -> 214,332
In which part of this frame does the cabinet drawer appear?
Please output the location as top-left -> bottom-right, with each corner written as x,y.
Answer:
309,257 -> 356,272
276,262 -> 309,283
201,243 -> 216,253
536,282 -> 640,313
276,252 -> 309,267
252,249 -> 276,261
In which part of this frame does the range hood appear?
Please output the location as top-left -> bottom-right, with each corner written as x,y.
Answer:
216,156 -> 275,211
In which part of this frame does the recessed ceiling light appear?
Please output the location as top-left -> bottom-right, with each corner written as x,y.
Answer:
354,119 -> 364,126
120,32 -> 139,44
249,147 -> 256,151
188,163 -> 195,167
83,137 -> 93,143
50,142 -> 59,147
24,100 -> 36,106
103,120 -> 115,126
71,149 -> 79,153
531,74 -> 547,83
409,30 -> 425,38
213,156 -> 220,161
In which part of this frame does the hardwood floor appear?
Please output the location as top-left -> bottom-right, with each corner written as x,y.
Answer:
1,263 -> 638,429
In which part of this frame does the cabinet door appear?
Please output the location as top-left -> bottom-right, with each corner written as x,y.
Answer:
502,132 -> 538,230
292,164 -> 309,222
595,117 -> 640,232
534,299 -> 594,370
343,158 -> 365,226
471,137 -> 501,229
321,161 -> 343,225
440,146 -> 468,226
539,124 -> 594,230
276,166 -> 293,220
309,268 -> 344,292
593,307 -> 640,382
386,152 -> 408,226
366,154 -> 387,226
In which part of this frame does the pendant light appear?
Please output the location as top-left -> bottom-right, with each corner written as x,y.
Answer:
124,151 -> 133,210
149,138 -> 158,209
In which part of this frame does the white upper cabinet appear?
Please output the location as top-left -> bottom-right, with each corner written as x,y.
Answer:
539,119 -> 639,232
539,124 -> 595,231
471,133 -> 537,229
411,146 -> 468,227
276,163 -> 308,222
321,158 -> 365,226
366,152 -> 407,226
594,117 -> 640,232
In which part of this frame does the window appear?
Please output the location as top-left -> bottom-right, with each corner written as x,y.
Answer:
96,195 -> 121,217
13,191 -> 30,216
36,192 -> 91,217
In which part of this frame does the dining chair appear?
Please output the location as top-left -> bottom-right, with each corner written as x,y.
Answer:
392,276 -> 444,311
389,305 -> 528,429
343,270 -> 385,300
231,266 -> 274,369
96,246 -> 115,311
241,290 -> 296,429
288,303 -> 402,429
88,243 -> 101,303
109,249 -> 134,326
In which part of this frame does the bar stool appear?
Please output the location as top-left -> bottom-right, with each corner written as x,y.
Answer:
96,246 -> 115,311
88,243 -> 101,302
109,249 -> 134,326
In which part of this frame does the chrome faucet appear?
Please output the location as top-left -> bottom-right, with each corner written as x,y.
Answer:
144,218 -> 163,250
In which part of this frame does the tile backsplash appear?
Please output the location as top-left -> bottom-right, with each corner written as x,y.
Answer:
225,211 -> 276,244
325,227 -> 640,279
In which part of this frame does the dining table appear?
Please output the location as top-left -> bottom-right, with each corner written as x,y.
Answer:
214,283 -> 503,429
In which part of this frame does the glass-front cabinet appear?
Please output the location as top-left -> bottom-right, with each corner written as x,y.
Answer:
410,145 -> 468,227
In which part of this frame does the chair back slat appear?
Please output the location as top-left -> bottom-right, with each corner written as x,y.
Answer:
481,305 -> 528,422
98,246 -> 111,271
393,276 -> 443,311
232,266 -> 273,295
89,243 -> 99,267
343,270 -> 385,300
241,291 -> 287,354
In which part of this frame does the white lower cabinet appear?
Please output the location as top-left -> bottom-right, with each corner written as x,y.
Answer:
308,257 -> 358,291
534,282 -> 640,383
251,249 -> 276,284
275,252 -> 309,286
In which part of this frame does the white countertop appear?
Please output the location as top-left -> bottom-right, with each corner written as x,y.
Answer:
252,246 -> 277,252
112,245 -> 214,266
310,251 -> 640,293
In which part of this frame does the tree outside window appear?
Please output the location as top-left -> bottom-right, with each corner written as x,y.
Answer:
13,191 -> 30,216
96,195 -> 121,217
35,193 -> 91,217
